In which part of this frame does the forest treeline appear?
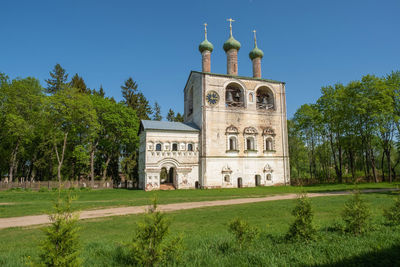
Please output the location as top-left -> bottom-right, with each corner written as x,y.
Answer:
289,71 -> 400,184
0,64 -> 183,184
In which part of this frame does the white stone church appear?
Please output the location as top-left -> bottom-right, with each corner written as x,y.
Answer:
138,22 -> 290,190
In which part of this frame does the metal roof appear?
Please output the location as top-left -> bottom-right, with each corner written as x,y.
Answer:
140,120 -> 200,132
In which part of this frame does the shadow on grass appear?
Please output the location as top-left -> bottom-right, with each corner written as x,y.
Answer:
313,244 -> 400,267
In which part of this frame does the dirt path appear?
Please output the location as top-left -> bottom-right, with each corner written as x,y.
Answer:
0,188 -> 395,230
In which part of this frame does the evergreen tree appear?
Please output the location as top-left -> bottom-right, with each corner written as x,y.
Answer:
45,64 -> 69,94
167,109 -> 175,122
152,102 -> 162,121
286,193 -> 316,241
69,73 -> 88,93
121,77 -> 152,120
174,112 -> 184,122
37,191 -> 81,266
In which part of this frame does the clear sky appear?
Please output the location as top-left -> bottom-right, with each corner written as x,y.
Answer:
1,0 -> 399,118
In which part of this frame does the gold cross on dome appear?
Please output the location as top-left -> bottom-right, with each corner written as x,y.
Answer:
253,30 -> 257,46
227,18 -> 235,35
204,23 -> 208,39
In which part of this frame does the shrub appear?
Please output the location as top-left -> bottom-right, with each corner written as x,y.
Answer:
383,191 -> 400,226
341,190 -> 371,235
126,197 -> 183,266
34,191 -> 81,266
228,218 -> 259,248
38,187 -> 49,193
286,193 -> 316,241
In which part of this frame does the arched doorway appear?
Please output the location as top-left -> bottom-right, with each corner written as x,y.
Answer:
237,177 -> 242,188
255,175 -> 261,186
168,168 -> 175,184
160,167 -> 168,184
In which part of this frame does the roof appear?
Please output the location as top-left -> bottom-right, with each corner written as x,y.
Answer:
188,71 -> 285,85
140,120 -> 200,133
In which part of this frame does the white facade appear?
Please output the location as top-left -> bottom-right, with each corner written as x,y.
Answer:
138,71 -> 290,190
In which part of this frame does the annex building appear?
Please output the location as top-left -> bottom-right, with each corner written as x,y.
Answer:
138,21 -> 290,190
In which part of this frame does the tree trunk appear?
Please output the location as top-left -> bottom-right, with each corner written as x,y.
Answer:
8,141 -> 20,183
102,157 -> 111,182
90,141 -> 98,188
381,152 -> 386,182
370,148 -> 377,183
386,149 -> 392,183
54,133 -> 68,184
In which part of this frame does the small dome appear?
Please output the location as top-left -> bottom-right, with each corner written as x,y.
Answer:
199,39 -> 214,53
223,36 -> 241,52
249,46 -> 264,60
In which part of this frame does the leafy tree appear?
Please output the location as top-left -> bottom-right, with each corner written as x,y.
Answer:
126,197 -> 183,266
341,190 -> 371,235
91,95 -> 139,181
37,191 -> 81,266
45,64 -> 69,94
0,77 -> 44,182
45,88 -> 98,183
152,102 -> 162,121
121,77 -> 152,120
286,193 -> 316,241
228,218 -> 259,249
166,109 -> 175,122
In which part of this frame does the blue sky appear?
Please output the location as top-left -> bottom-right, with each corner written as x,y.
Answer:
1,0 -> 399,118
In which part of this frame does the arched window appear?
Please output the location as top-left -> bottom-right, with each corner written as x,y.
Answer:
246,137 -> 255,150
266,138 -> 273,151
172,143 -> 178,151
248,93 -> 254,103
256,87 -> 274,110
156,143 -> 162,151
229,136 -> 237,151
266,174 -> 272,181
225,83 -> 244,108
224,175 -> 230,182
188,143 -> 193,151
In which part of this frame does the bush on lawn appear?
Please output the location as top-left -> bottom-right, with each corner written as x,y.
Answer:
228,218 -> 259,249
31,191 -> 81,266
341,190 -> 371,235
383,191 -> 400,226
286,193 -> 317,241
125,197 -> 183,266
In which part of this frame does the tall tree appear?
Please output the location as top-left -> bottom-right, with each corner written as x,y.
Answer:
166,109 -> 175,122
45,64 -> 69,94
121,77 -> 152,120
152,102 -> 162,121
70,73 -> 88,93
174,112 -> 184,122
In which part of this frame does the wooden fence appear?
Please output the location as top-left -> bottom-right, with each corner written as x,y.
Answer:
0,180 -> 128,191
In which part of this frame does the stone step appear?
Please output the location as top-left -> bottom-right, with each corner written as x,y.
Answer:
159,184 -> 175,190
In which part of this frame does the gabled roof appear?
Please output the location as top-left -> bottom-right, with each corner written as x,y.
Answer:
140,120 -> 200,134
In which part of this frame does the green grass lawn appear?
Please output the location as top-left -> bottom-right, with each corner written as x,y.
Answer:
0,190 -> 399,266
0,182 -> 398,218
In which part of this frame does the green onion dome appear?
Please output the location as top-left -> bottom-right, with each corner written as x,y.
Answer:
223,36 -> 241,52
199,39 -> 214,53
249,45 -> 264,60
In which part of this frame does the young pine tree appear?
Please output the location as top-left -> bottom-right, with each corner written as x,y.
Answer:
166,109 -> 175,122
37,191 -> 81,266
127,197 -> 183,266
228,218 -> 259,249
341,190 -> 371,235
286,193 -> 316,241
383,191 -> 400,226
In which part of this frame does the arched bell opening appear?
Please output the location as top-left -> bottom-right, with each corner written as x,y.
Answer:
256,86 -> 274,110
225,83 -> 244,108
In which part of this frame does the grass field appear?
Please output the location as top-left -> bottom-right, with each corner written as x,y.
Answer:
0,190 -> 400,266
0,182 -> 398,218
